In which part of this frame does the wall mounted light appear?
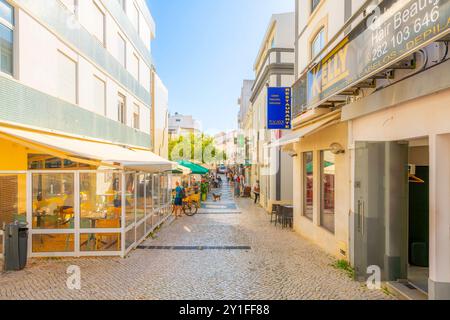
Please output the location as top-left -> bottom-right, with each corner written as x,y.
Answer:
330,143 -> 345,155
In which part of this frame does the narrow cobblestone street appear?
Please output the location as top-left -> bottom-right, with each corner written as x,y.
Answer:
0,181 -> 392,300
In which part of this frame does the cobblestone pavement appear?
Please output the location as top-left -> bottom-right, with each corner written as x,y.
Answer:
0,180 -> 392,300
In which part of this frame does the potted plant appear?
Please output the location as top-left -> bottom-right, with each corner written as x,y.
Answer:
200,181 -> 209,202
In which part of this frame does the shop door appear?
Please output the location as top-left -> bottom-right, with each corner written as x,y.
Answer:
353,141 -> 409,282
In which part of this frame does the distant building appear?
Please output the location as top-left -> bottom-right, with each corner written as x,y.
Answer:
151,70 -> 169,158
238,80 -> 254,130
168,113 -> 201,139
237,80 -> 255,181
215,131 -> 238,166
247,12 -> 295,212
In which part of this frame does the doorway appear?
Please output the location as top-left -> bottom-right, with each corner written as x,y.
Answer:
407,141 -> 430,294
353,139 -> 430,296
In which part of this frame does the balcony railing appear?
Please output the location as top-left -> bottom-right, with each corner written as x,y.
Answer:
250,48 -> 295,104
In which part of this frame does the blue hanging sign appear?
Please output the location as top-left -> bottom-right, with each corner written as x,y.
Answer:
267,87 -> 292,130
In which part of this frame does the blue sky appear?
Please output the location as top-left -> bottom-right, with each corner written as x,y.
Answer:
146,0 -> 294,134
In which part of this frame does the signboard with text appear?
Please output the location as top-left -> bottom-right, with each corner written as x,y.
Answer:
267,87 -> 292,130
307,0 -> 450,106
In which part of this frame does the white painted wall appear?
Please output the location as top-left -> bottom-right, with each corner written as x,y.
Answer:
295,0 -> 368,77
350,88 -> 450,293
153,72 -> 169,158
169,113 -> 202,135
13,0 -> 154,138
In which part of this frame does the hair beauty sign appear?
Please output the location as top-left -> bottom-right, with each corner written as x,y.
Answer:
307,0 -> 450,107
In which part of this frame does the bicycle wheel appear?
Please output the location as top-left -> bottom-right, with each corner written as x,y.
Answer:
183,204 -> 195,216
192,202 -> 199,215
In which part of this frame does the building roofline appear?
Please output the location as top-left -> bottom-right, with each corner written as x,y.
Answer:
253,12 -> 294,70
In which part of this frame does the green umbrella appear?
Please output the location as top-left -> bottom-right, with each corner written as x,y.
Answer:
177,160 -> 209,175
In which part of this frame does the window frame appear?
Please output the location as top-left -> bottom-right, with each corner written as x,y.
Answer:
117,32 -> 127,68
311,27 -> 325,60
320,150 -> 336,234
131,52 -> 140,82
302,151 -> 314,221
93,74 -> 106,116
311,0 -> 321,14
57,50 -> 78,105
132,103 -> 140,130
60,0 -> 78,16
117,93 -> 127,125
132,2 -> 140,35
0,0 -> 14,77
92,0 -> 106,47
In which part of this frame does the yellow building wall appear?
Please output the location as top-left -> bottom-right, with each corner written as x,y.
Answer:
292,121 -> 350,259
0,138 -> 30,170
0,138 -> 34,220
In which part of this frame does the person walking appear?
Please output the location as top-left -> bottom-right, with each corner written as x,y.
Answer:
173,181 -> 185,218
239,173 -> 245,196
253,180 -> 260,204
234,174 -> 241,198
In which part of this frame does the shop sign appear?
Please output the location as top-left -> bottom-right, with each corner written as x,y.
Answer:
267,87 -> 292,130
307,0 -> 450,106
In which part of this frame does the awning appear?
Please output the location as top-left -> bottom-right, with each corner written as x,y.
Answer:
0,125 -> 176,172
177,160 -> 209,175
270,112 -> 341,148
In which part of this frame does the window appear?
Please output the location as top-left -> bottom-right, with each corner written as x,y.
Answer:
0,174 -> 26,227
93,76 -> 106,115
79,172 -> 122,229
312,0 -> 321,13
57,51 -> 77,104
117,0 -> 125,11
32,173 -> 75,230
131,3 -> 140,34
303,152 -> 313,220
117,33 -> 126,67
28,154 -> 92,170
60,0 -> 77,14
133,103 -> 140,129
311,27 -> 325,58
118,93 -> 126,124
0,0 -> 13,76
92,1 -> 105,46
125,173 -> 135,227
130,52 -> 139,81
320,150 -> 336,233
136,174 -> 145,222
0,0 -> 13,22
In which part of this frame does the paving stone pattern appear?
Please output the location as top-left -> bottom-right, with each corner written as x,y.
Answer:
0,179 -> 393,300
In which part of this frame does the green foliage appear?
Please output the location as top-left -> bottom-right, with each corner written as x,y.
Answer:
168,133 -> 226,164
332,259 -> 355,279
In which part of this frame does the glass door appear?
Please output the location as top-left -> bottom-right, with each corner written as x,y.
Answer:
353,141 -> 409,282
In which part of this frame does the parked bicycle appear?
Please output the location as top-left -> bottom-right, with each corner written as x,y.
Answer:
182,193 -> 201,216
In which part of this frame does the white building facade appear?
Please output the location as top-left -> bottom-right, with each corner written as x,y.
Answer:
289,0 -> 450,300
0,0 -> 174,259
152,69 -> 169,159
248,12 -> 295,212
168,112 -> 202,139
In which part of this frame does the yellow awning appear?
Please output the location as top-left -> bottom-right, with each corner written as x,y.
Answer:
0,125 -> 176,173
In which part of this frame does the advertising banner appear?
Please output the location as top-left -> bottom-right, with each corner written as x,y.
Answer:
267,87 -> 292,130
307,0 -> 450,106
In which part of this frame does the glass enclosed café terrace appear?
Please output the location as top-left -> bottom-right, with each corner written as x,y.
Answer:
0,125 -> 175,258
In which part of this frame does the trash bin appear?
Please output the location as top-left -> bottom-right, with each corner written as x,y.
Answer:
4,222 -> 29,271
